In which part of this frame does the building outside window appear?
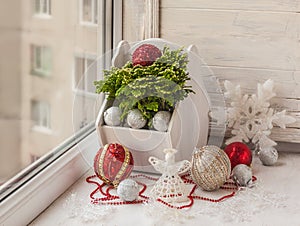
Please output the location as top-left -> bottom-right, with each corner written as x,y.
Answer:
31,45 -> 52,77
34,0 -> 51,16
0,0 -> 120,224
31,100 -> 51,131
80,0 -> 98,25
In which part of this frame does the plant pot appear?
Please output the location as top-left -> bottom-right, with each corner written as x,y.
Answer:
95,38 -> 211,173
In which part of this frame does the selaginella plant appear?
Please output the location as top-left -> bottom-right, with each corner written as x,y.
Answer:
94,45 -> 194,128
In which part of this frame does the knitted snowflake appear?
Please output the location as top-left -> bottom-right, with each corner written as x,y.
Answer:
224,79 -> 295,149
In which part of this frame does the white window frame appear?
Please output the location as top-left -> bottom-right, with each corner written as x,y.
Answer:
0,1 -> 122,225
79,0 -> 98,26
73,53 -> 99,96
31,100 -> 52,133
34,0 -> 51,18
31,45 -> 52,77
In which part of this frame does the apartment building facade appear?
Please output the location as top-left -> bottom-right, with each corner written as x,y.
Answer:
0,0 -> 102,182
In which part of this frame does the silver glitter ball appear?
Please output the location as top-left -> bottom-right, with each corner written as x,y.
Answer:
232,164 -> 252,187
258,147 -> 278,166
152,111 -> 171,132
127,109 -> 147,129
104,107 -> 121,126
117,179 -> 139,201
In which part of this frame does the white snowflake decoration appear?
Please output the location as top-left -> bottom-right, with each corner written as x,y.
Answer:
224,79 -> 296,149
148,148 -> 191,203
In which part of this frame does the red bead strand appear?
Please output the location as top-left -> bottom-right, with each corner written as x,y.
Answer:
86,173 -> 257,209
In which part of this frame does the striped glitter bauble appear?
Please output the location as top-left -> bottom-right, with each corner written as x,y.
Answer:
191,145 -> 231,191
94,143 -> 134,188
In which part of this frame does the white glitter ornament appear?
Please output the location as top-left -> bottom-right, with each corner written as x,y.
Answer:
191,145 -> 231,191
258,146 -> 278,166
127,109 -> 147,129
152,111 -> 171,132
149,148 -> 191,203
117,179 -> 140,201
224,79 -> 296,149
104,106 -> 122,126
232,164 -> 253,187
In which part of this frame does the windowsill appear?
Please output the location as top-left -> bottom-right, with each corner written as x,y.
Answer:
33,14 -> 52,19
73,88 -> 98,99
31,70 -> 51,78
79,22 -> 98,27
29,152 -> 300,225
31,126 -> 53,135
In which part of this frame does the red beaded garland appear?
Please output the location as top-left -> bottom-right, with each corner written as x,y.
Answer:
224,142 -> 252,170
86,173 -> 258,209
94,143 -> 134,188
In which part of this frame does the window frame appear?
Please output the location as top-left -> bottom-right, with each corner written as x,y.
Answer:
34,0 -> 52,18
31,100 -> 51,132
0,0 -> 122,224
73,53 -> 99,96
30,44 -> 52,77
79,0 -> 99,26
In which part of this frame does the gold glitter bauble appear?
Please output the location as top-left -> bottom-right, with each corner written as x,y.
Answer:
191,145 -> 231,191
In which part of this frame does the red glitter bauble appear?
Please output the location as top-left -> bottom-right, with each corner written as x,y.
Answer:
94,143 -> 134,187
224,142 -> 252,170
132,44 -> 162,66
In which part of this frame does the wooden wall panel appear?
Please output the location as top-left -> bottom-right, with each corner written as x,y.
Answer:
160,0 -> 300,144
161,0 -> 300,12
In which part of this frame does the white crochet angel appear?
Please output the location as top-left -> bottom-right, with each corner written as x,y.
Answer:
148,148 -> 191,203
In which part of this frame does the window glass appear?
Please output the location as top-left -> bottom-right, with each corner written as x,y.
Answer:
0,0 -> 112,190
31,100 -> 51,130
31,45 -> 52,76
81,0 -> 98,24
34,0 -> 51,16
74,55 -> 97,93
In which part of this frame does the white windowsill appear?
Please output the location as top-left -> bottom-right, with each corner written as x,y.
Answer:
29,151 -> 300,225
73,88 -> 98,99
31,126 -> 53,135
33,14 -> 52,19
79,21 -> 98,27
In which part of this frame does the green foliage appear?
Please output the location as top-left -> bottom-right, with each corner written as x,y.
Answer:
94,46 -> 194,123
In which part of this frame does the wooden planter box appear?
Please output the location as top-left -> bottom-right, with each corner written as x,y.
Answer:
95,38 -> 215,172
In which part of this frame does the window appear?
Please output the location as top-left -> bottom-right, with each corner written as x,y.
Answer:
80,0 -> 98,25
31,45 -> 52,77
0,0 -> 121,224
34,0 -> 51,16
31,100 -> 51,131
74,55 -> 97,93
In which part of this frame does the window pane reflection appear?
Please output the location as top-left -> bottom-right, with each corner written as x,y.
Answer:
0,0 -> 103,185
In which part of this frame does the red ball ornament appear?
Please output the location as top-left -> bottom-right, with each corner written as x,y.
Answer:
132,44 -> 162,66
94,143 -> 134,187
224,142 -> 252,170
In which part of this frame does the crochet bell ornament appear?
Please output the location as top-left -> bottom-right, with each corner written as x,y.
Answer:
148,148 -> 191,203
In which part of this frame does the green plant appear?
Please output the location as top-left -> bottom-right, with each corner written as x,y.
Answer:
94,46 -> 194,125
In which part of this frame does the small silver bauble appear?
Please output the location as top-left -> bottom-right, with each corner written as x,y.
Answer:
104,106 -> 122,126
127,109 -> 147,129
152,111 -> 171,132
258,146 -> 278,166
232,164 -> 252,187
117,179 -> 139,201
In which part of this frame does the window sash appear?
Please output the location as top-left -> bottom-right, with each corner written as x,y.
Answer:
34,0 -> 51,15
31,100 -> 51,129
81,0 -> 98,24
31,45 -> 52,76
74,55 -> 98,93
